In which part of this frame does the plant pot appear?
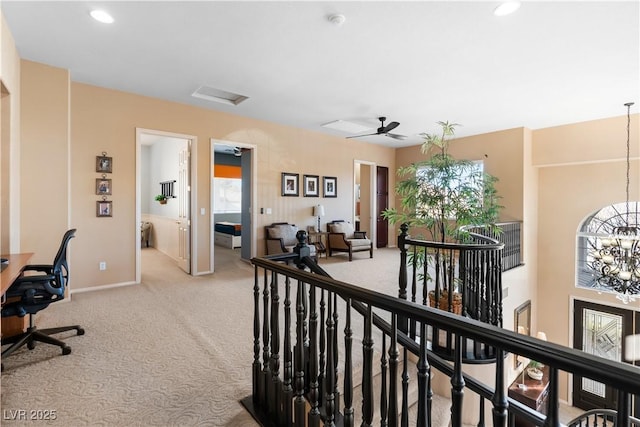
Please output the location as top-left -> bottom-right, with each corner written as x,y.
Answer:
159,199 -> 167,205
527,367 -> 543,380
428,290 -> 462,315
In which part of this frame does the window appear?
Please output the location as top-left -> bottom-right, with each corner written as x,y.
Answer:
213,178 -> 241,213
576,201 -> 640,291
415,160 -> 485,219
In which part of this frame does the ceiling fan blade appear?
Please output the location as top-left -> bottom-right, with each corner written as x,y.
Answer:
382,121 -> 400,133
346,132 -> 378,139
386,133 -> 407,140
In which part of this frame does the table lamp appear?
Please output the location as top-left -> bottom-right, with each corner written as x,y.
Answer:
516,355 -> 530,390
313,204 -> 325,232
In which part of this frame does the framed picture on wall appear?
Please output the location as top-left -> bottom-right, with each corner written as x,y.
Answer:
303,175 -> 319,197
96,200 -> 112,217
281,172 -> 299,197
96,155 -> 113,173
323,176 -> 337,198
95,178 -> 112,195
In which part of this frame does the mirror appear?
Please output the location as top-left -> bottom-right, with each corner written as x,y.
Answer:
514,300 -> 531,368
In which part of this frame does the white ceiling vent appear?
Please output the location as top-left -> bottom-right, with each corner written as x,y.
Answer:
191,85 -> 248,106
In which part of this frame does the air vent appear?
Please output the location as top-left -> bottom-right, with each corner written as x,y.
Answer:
191,85 -> 248,106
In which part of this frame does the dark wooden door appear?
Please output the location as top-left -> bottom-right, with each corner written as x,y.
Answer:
572,300 -> 634,410
376,166 -> 389,248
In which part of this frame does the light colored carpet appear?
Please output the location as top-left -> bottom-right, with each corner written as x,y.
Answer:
1,246 -> 580,426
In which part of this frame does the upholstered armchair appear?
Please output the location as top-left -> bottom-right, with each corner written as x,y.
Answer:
265,222 -> 316,260
327,220 -> 373,261
141,221 -> 152,247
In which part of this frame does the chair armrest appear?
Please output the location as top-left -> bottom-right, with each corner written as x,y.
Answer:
266,237 -> 287,254
22,264 -> 54,274
9,274 -> 64,298
354,231 -> 367,239
328,232 -> 350,249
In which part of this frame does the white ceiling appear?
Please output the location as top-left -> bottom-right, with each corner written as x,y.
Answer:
2,1 -> 639,147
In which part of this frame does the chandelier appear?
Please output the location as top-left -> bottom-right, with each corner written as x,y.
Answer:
589,102 -> 640,304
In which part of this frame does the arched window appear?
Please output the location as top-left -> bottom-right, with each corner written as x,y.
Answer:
576,201 -> 640,298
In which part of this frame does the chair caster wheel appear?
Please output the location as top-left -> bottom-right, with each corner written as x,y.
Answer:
77,328 -> 85,336
27,341 -> 36,350
62,346 -> 71,355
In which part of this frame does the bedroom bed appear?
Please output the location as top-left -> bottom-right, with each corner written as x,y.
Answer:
214,221 -> 241,249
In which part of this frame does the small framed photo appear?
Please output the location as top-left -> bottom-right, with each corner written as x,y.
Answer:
96,201 -> 112,217
323,176 -> 337,198
96,178 -> 112,195
96,156 -> 113,173
303,175 -> 319,197
281,172 -> 299,197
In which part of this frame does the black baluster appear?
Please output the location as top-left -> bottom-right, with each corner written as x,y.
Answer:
451,333 -> 465,427
270,273 -> 281,422
477,396 -> 485,427
308,285 -> 320,427
388,314 -> 399,427
333,292 -> 340,419
343,298 -> 354,427
544,367 -> 560,427
362,304 -> 374,427
294,279 -> 305,425
262,270 -> 272,411
491,348 -> 507,427
325,291 -> 336,427
401,347 -> 409,427
417,322 -> 429,426
380,333 -> 388,427
616,390 -> 631,427
318,289 -> 326,410
253,267 -> 261,407
283,277 -> 293,425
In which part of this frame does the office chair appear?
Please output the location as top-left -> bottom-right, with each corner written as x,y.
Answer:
1,229 -> 84,368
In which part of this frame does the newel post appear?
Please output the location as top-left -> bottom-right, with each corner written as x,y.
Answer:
398,223 -> 409,334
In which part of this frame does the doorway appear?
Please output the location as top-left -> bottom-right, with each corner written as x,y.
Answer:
136,128 -> 196,283
211,139 -> 257,272
572,299 -> 638,412
354,160 -> 375,240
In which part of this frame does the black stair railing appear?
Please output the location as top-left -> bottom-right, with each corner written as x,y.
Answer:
244,234 -> 640,427
398,223 -> 505,362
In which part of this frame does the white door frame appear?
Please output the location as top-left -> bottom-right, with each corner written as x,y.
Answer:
210,139 -> 258,272
136,128 -> 198,283
354,159 -> 377,243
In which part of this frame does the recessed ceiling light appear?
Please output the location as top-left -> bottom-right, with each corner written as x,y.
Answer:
90,10 -> 114,24
493,1 -> 521,17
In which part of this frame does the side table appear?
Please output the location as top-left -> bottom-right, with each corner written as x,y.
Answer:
508,365 -> 550,427
308,232 -> 328,259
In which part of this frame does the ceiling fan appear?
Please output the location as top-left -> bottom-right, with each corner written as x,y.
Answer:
347,117 -> 407,140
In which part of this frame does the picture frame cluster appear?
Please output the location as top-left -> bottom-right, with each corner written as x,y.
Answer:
95,152 -> 113,217
281,173 -> 336,198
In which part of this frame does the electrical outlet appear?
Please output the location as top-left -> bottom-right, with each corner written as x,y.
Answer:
99,261 -> 106,271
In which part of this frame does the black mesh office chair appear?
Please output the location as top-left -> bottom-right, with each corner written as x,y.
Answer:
1,229 -> 84,367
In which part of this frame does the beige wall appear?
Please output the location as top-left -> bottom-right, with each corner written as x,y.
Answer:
0,12 -> 21,254
18,64 -> 395,290
20,61 -> 70,264
533,115 -> 639,400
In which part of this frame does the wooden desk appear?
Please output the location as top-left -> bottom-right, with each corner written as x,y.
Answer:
508,365 -> 550,427
1,253 -> 34,336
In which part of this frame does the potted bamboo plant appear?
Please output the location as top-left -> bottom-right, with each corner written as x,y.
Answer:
382,121 -> 502,311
